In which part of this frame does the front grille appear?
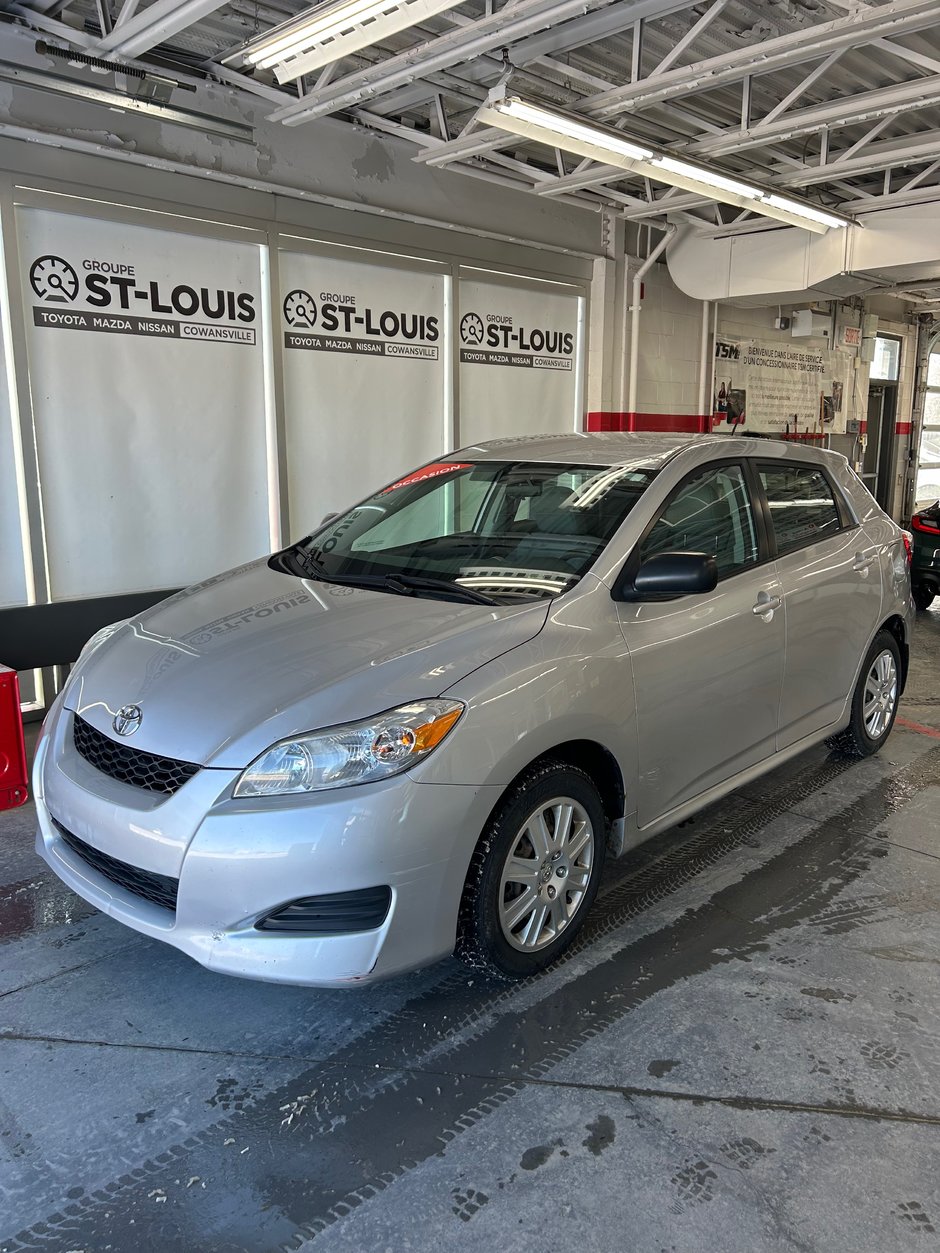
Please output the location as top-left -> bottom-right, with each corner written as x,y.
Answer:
73,715 -> 200,796
256,886 -> 392,934
53,819 -> 178,913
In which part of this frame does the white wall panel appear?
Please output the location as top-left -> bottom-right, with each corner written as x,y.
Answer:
457,277 -> 582,445
16,208 -> 271,598
279,247 -> 448,535
0,298 -> 29,609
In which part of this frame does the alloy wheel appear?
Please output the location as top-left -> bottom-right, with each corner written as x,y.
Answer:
862,649 -> 898,740
497,797 -> 595,953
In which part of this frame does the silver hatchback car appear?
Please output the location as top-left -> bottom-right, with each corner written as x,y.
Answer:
35,434 -> 913,985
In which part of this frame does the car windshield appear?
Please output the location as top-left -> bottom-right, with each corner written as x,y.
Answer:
277,459 -> 657,604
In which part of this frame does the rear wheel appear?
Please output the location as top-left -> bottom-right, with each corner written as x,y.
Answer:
829,629 -> 901,758
456,762 -> 606,980
913,584 -> 935,612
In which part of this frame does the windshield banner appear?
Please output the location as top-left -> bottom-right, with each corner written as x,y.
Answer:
458,276 -> 582,444
16,206 -> 271,600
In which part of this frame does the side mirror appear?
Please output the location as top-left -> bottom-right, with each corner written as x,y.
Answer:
320,512 -> 339,526
633,551 -> 718,597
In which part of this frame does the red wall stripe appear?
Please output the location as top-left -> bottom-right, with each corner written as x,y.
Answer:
585,414 -> 915,439
586,412 -> 714,433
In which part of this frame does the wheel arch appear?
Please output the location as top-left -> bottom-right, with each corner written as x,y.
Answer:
476,738 -> 626,847
880,614 -> 909,692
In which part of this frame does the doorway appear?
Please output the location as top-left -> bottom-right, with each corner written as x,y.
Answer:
862,334 -> 902,511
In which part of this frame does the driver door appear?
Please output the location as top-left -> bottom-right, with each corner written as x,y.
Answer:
616,461 -> 785,828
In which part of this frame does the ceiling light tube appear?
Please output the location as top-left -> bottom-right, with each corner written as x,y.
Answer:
761,194 -> 848,230
246,0 -> 400,66
492,97 -> 654,163
652,155 -> 762,202
481,92 -> 852,234
238,0 -> 466,80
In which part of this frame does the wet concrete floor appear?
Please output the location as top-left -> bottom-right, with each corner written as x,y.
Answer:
1,607 -> 939,1251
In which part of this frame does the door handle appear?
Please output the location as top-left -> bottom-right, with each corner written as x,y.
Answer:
853,546 -> 878,572
752,594 -> 783,616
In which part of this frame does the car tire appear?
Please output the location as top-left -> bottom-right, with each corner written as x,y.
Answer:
828,629 -> 902,758
913,584 -> 935,612
455,761 -> 606,980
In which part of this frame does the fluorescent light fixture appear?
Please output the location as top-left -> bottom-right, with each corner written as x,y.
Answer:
482,92 -> 852,234
493,97 -> 654,163
237,0 -> 465,83
762,194 -> 848,231
652,156 -> 761,202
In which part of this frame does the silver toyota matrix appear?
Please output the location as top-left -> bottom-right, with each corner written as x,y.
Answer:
35,435 -> 914,985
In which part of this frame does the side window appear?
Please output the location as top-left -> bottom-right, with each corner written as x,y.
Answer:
640,464 -> 758,578
758,463 -> 843,554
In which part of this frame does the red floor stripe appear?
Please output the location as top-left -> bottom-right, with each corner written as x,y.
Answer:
896,715 -> 940,740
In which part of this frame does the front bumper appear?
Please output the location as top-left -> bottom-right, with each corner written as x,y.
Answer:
34,702 -> 501,986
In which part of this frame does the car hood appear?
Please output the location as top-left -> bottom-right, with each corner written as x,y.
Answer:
65,558 -> 549,767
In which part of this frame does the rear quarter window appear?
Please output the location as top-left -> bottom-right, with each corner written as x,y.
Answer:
758,462 -> 845,554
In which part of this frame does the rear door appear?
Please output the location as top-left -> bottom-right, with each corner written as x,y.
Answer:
616,460 -> 785,827
755,459 -> 883,748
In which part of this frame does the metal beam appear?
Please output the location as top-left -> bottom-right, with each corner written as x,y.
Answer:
269,0 -> 705,125
365,0 -> 698,118
771,135 -> 940,186
531,163 -> 632,194
871,36 -> 940,75
89,0 -> 232,58
649,0 -> 731,77
830,115 -> 893,164
758,49 -> 843,126
685,75 -> 940,158
899,158 -> 940,192
585,0 -> 940,119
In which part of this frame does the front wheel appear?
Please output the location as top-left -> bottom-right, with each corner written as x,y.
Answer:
829,629 -> 901,758
456,762 -> 606,980
913,584 -> 935,612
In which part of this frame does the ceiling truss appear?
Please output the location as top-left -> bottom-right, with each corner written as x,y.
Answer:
0,0 -> 938,235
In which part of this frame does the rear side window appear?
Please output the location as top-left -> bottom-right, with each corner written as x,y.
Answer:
758,463 -> 843,554
639,463 -> 758,578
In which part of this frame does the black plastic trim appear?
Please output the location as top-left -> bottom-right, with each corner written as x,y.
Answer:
53,818 -> 178,913
256,886 -> 392,934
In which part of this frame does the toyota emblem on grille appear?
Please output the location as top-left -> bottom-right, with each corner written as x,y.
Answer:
112,704 -> 143,736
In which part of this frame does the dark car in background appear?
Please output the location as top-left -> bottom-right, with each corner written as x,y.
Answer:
911,500 -> 940,611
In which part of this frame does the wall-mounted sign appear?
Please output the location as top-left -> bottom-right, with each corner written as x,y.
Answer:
841,325 -> 862,349
26,249 -> 258,345
17,208 -> 271,599
281,274 -> 440,361
714,338 -> 851,434
279,249 -> 448,530
458,277 -> 581,443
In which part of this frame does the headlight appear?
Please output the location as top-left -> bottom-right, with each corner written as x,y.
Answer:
78,620 -> 128,662
234,699 -> 465,798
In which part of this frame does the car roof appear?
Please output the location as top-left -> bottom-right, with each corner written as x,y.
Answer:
453,432 -> 841,469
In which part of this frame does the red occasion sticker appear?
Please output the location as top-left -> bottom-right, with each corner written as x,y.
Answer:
381,463 -> 473,493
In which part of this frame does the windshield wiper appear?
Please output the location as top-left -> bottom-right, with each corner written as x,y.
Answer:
383,573 -> 496,605
278,552 -> 496,605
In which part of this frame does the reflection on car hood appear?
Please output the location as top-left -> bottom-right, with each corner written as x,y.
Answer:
65,557 -> 549,767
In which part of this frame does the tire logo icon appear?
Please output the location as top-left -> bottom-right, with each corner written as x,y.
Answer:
29,255 -> 79,303
283,289 -> 318,328
460,312 -> 484,346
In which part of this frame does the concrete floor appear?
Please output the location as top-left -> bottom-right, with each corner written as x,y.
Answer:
1,609 -> 939,1253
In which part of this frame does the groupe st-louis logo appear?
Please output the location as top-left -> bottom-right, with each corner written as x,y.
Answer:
459,312 -> 484,346
283,288 -> 318,328
29,255 -> 80,303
